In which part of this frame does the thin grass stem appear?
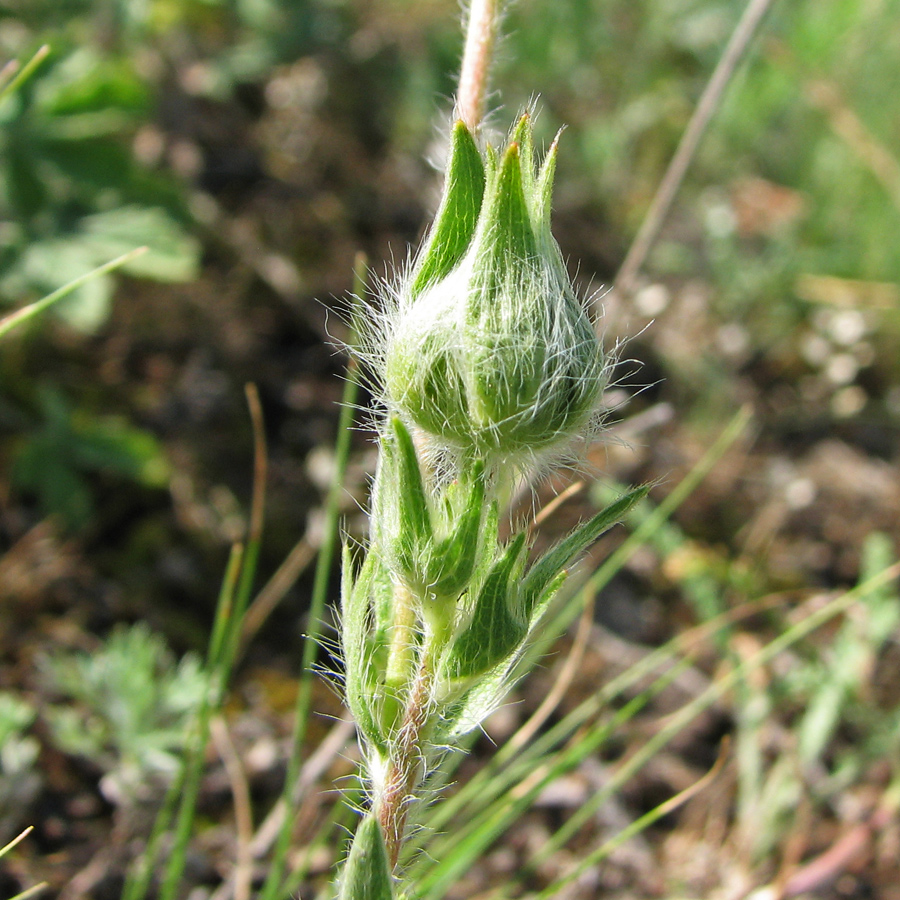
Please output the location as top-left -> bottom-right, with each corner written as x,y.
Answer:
528,561 -> 900,871
259,255 -> 366,900
529,742 -> 730,900
122,542 -> 244,900
614,0 -> 776,299
414,663 -> 689,899
0,248 -> 147,339
0,44 -> 50,105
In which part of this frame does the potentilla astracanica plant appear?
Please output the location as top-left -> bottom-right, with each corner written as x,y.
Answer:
335,107 -> 646,899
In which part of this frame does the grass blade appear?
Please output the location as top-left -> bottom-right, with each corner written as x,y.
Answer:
0,248 -> 147,340
259,254 -> 366,900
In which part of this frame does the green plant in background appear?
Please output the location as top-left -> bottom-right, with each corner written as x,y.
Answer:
4,3 -> 900,898
0,693 -> 41,841
41,622 -> 206,806
10,385 -> 169,530
0,45 -> 198,331
0,827 -> 47,900
332,4 -> 646,896
732,531 -> 900,869
0,695 -> 45,899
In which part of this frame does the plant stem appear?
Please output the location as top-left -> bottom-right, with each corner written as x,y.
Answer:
259,258 -> 365,900
377,644 -> 436,868
614,0 -> 776,298
457,0 -> 500,132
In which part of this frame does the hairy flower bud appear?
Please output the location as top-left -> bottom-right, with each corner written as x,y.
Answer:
383,114 -> 607,465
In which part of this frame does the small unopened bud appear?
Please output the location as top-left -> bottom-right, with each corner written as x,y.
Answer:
383,114 -> 606,466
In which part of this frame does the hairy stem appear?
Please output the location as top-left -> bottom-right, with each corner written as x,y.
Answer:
457,0 -> 500,132
377,645 -> 435,869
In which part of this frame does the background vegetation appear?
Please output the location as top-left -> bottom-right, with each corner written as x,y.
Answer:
1,0 -> 899,897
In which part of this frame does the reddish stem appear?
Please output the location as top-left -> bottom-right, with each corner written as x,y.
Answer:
377,652 -> 434,868
457,0 -> 499,133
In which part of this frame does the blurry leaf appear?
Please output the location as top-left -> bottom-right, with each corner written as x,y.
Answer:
5,138 -> 48,220
11,387 -> 169,529
16,239 -> 115,331
0,695 -> 35,746
13,435 -> 94,529
42,623 -> 206,800
71,414 -> 170,487
7,206 -> 198,330
35,48 -> 149,117
78,207 -> 200,283
39,137 -> 134,190
0,42 -> 198,330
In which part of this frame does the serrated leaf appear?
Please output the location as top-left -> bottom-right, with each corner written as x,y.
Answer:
444,533 -> 529,680
338,816 -> 395,900
520,485 -> 649,621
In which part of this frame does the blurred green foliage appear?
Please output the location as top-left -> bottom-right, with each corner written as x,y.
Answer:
1,0 -> 898,518
41,622 -> 206,805
10,386 -> 169,530
492,0 -> 900,335
0,693 -> 41,842
0,44 -> 199,330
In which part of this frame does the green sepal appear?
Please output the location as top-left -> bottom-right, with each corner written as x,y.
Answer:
386,416 -> 433,577
338,815 -> 395,900
474,139 -> 538,276
437,664 -> 512,741
341,545 -> 388,754
409,120 -> 485,299
535,129 -> 561,229
444,532 -> 529,680
512,113 -> 535,198
520,485 -> 650,621
425,461 -> 486,599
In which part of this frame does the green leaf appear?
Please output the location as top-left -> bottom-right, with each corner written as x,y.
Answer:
70,414 -> 169,487
338,816 -> 395,900
521,485 -> 650,621
77,207 -> 200,283
0,249 -> 145,339
438,664 -> 512,741
12,436 -> 94,529
341,546 -> 388,754
36,48 -> 149,118
444,533 -> 529,680
535,130 -> 561,231
512,113 -> 535,197
409,120 -> 485,298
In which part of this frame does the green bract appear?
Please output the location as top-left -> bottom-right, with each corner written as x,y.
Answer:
383,115 -> 606,465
